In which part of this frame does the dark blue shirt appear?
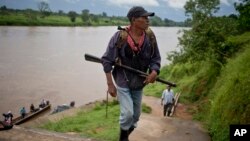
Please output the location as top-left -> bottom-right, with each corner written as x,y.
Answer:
101,30 -> 161,88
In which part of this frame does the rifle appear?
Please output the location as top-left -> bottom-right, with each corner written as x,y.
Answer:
84,54 -> 177,87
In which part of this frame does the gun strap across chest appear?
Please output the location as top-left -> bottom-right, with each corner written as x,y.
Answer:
115,27 -> 156,58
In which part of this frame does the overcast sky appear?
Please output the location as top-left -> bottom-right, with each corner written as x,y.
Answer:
0,0 -> 239,21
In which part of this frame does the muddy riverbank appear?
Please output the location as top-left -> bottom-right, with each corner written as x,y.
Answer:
0,96 -> 211,141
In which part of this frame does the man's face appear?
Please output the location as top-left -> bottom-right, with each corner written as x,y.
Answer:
167,86 -> 171,91
133,16 -> 149,30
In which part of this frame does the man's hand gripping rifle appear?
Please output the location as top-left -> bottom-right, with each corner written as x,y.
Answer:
84,54 -> 177,87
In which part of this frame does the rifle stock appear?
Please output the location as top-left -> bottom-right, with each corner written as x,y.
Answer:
84,53 -> 176,87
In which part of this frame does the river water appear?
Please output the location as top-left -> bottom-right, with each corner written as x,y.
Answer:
0,26 -> 183,117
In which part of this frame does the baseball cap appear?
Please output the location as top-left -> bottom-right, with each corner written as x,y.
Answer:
127,6 -> 155,20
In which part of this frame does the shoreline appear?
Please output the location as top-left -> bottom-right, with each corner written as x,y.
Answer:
0,96 -> 211,141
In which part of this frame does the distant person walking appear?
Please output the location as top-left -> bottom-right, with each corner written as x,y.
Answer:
161,85 -> 175,116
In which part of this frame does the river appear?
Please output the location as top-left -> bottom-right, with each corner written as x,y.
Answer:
0,26 -> 184,117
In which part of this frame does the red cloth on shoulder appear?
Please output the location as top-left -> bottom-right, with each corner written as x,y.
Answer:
126,26 -> 145,52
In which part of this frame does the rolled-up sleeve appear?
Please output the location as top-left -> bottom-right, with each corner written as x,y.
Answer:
101,32 -> 120,73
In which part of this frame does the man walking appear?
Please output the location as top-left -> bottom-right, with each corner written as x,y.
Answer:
101,6 -> 161,141
161,85 -> 175,117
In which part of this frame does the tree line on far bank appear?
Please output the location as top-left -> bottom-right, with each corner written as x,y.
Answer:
0,2 -> 189,27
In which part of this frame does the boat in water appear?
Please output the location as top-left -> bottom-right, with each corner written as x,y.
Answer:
12,104 -> 51,125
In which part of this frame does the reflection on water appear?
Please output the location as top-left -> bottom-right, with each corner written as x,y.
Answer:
0,26 -> 183,117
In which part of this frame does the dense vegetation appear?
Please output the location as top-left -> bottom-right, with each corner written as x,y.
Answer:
22,0 -> 249,141
145,0 -> 250,141
0,3 -> 188,27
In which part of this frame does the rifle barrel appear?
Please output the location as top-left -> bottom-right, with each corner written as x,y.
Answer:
85,54 -> 102,63
84,53 -> 176,87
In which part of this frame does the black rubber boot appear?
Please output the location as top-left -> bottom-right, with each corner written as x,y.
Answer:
119,128 -> 129,141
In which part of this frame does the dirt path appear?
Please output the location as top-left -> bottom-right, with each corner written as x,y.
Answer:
129,96 -> 211,141
0,96 -> 211,141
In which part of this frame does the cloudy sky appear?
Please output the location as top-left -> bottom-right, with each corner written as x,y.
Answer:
0,0 -> 238,21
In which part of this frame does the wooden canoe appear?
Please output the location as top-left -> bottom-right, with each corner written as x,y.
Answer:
12,104 -> 51,125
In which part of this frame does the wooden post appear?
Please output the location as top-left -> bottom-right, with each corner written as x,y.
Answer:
170,92 -> 181,117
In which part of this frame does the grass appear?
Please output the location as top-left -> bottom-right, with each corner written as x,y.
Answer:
41,100 -> 120,141
207,43 -> 250,141
40,100 -> 151,141
144,32 -> 250,141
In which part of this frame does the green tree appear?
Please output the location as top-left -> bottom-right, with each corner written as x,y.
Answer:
58,10 -> 65,16
37,1 -> 51,18
176,0 -> 238,65
164,18 -> 176,26
0,5 -> 9,15
81,9 -> 90,23
68,11 -> 77,23
150,16 -> 164,26
24,8 -> 37,21
235,0 -> 250,31
102,12 -> 107,17
184,18 -> 192,27
90,14 -> 99,24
